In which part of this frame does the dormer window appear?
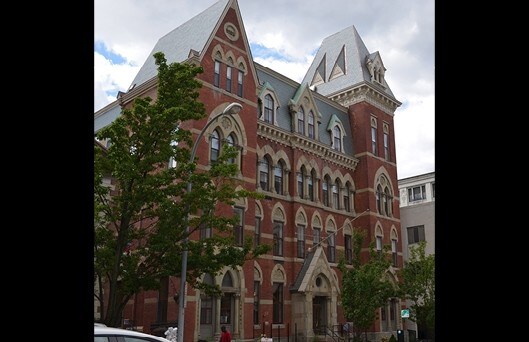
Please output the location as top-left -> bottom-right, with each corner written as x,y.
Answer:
333,126 -> 342,151
327,114 -> 346,152
308,111 -> 315,139
297,107 -> 305,134
264,94 -> 274,124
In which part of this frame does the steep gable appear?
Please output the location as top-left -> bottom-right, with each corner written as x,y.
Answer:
130,0 -> 230,88
301,25 -> 396,99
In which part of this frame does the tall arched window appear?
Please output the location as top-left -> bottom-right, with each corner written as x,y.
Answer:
259,157 -> 270,191
327,231 -> 336,262
384,186 -> 391,216
226,133 -> 236,164
323,176 -> 331,207
308,111 -> 315,139
376,184 -> 383,213
264,94 -> 274,123
297,107 -> 305,134
210,129 -> 220,163
333,126 -> 342,151
309,170 -> 316,201
274,162 -> 284,195
297,167 -> 305,199
332,181 -> 340,210
344,183 -> 351,212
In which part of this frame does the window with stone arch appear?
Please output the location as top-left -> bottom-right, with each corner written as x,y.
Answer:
297,166 -> 306,199
274,160 -> 285,195
295,210 -> 307,258
327,115 -> 346,152
297,106 -> 305,135
343,223 -> 353,264
308,110 -> 315,139
226,57 -> 233,93
390,228 -> 398,267
271,266 -> 286,324
259,155 -> 272,191
332,178 -> 342,210
326,219 -> 337,263
311,214 -> 323,248
200,273 -> 215,324
343,181 -> 353,213
264,94 -> 274,124
236,57 -> 247,98
309,168 -> 317,202
254,202 -> 262,248
253,265 -> 262,325
272,206 -> 286,257
375,225 -> 384,255
322,175 -> 331,207
225,132 -> 239,165
210,129 -> 220,163
375,173 -> 393,217
333,126 -> 342,151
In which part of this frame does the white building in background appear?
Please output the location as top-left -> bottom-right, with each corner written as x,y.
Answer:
398,171 -> 435,341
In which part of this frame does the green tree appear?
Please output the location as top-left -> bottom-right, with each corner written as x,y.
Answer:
339,230 -> 397,342
94,52 -> 269,327
399,241 -> 435,339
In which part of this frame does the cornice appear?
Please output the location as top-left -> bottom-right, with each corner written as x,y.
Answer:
257,122 -> 359,171
329,84 -> 401,115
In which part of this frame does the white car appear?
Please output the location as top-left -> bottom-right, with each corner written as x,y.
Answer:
94,324 -> 172,342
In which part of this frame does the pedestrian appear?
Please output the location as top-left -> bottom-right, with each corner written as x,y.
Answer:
219,325 -> 231,342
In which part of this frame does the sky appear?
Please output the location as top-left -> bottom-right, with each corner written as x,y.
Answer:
94,0 -> 434,180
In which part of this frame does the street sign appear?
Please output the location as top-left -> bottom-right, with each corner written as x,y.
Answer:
401,309 -> 410,318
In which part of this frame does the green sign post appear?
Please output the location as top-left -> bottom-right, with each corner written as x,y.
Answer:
401,309 -> 410,318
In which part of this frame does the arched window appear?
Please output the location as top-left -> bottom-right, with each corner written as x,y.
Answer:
323,176 -> 331,207
210,129 -> 220,163
309,169 -> 316,201
214,60 -> 221,88
297,107 -> 305,134
264,94 -> 274,123
327,231 -> 336,262
344,183 -> 351,212
384,186 -> 391,216
308,111 -> 315,139
273,220 -> 284,256
274,162 -> 284,195
259,157 -> 270,191
333,126 -> 342,151
226,133 -> 236,164
332,180 -> 340,210
200,274 -> 214,324
297,167 -> 305,199
376,184 -> 383,213
297,224 -> 305,258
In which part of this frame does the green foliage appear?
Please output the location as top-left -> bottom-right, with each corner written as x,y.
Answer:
388,335 -> 397,342
94,52 -> 270,326
399,241 -> 435,337
339,230 -> 397,340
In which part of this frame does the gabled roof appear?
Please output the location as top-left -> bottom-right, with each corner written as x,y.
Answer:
289,245 -> 340,293
301,25 -> 396,99
130,0 -> 231,88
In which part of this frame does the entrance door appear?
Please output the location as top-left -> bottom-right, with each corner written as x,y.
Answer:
199,295 -> 215,338
220,293 -> 234,333
312,296 -> 327,334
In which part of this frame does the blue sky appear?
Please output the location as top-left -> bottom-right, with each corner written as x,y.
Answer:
94,0 -> 434,180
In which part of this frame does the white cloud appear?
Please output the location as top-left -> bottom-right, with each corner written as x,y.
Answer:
95,0 -> 435,180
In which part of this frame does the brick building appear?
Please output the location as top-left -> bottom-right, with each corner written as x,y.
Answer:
94,0 -> 404,341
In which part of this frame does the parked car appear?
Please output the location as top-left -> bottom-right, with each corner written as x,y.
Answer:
94,324 -> 171,342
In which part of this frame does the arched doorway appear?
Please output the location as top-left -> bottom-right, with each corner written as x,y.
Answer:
199,274 -> 216,339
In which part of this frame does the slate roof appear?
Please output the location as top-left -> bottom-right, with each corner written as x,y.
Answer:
130,0 -> 230,88
256,66 -> 355,157
301,25 -> 396,99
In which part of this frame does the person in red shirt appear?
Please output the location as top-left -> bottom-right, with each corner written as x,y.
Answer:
219,325 -> 231,342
